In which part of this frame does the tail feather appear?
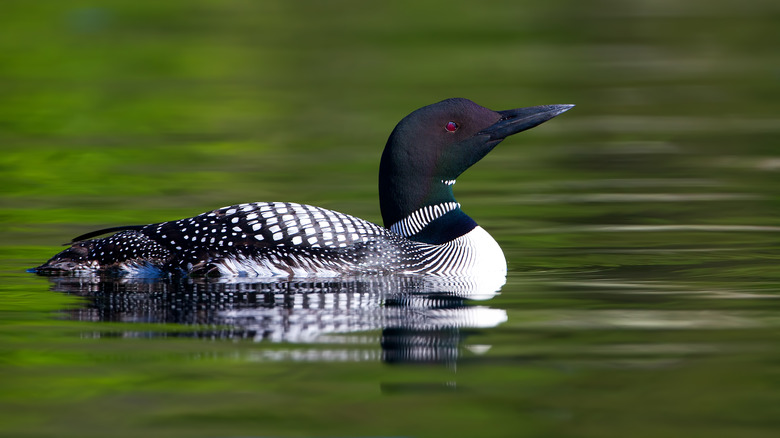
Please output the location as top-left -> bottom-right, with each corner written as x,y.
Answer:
36,230 -> 172,276
70,225 -> 146,243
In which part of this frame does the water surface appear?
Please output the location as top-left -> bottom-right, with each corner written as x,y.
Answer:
1,1 -> 779,437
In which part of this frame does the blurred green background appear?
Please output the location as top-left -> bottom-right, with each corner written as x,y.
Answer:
1,1 -> 779,437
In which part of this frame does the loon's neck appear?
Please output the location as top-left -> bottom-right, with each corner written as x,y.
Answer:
390,206 -> 477,244
379,169 -> 477,244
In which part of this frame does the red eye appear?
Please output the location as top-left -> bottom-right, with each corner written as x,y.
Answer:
445,121 -> 459,132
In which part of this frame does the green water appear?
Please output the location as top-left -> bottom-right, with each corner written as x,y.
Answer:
2,1 -> 779,437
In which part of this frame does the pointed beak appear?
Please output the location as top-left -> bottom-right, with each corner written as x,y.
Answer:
479,104 -> 574,141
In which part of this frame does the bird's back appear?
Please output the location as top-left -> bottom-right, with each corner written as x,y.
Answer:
35,201 -> 506,278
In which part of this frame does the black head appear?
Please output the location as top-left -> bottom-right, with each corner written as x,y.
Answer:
379,98 -> 573,228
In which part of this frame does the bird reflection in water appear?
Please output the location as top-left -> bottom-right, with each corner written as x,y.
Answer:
43,274 -> 508,366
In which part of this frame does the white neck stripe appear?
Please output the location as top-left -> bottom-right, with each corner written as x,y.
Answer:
389,202 -> 460,237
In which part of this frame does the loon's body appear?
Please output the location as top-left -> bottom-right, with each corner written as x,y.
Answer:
35,98 -> 572,278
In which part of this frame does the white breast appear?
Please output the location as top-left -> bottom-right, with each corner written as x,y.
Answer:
459,226 -> 508,276
405,226 -> 507,277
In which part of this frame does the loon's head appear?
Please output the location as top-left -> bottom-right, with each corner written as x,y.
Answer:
379,98 -> 573,228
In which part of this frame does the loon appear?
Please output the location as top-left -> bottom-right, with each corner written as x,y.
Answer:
34,98 -> 573,278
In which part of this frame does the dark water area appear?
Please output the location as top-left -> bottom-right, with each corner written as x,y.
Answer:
2,1 -> 780,437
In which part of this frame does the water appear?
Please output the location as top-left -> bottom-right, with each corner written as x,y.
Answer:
2,1 -> 779,437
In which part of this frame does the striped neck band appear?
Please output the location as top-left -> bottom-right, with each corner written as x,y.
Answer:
389,202 -> 461,237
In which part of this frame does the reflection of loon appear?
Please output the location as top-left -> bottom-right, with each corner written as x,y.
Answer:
35,99 -> 572,278
48,275 -> 507,364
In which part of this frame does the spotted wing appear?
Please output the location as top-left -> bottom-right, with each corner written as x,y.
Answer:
142,202 -> 409,275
